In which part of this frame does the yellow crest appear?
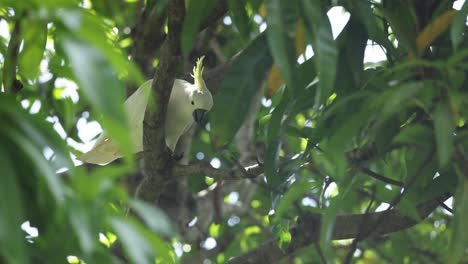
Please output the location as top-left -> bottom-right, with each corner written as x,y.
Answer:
191,56 -> 205,91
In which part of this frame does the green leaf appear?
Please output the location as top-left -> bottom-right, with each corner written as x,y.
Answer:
433,100 -> 455,167
300,0 -> 337,104
265,89 -> 292,190
417,168 -> 457,203
129,200 -> 176,238
2,19 -> 20,93
0,147 -> 27,264
59,34 -> 132,161
210,33 -> 273,146
110,218 -> 155,264
398,197 -> 421,221
18,19 -> 47,80
347,0 -> 396,57
68,200 -> 100,254
376,82 -> 424,123
0,96 -> 70,201
181,0 -> 216,58
55,9 -> 144,85
266,0 -> 297,88
4,126 -> 65,202
394,124 -> 433,146
378,1 -> 417,53
451,1 -> 468,50
271,219 -> 291,251
448,177 -> 468,263
334,16 -> 368,95
320,177 -> 357,260
273,180 -> 317,222
228,0 -> 251,39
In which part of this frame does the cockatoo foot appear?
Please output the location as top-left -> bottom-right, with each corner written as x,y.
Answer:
164,146 -> 184,161
172,153 -> 184,161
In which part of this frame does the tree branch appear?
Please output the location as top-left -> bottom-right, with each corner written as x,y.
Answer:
3,15 -> 22,94
137,0 -> 185,203
226,193 -> 451,264
130,0 -> 228,81
173,162 -> 263,180
359,167 -> 404,187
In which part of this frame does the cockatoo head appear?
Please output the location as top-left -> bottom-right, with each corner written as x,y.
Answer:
188,56 -> 213,124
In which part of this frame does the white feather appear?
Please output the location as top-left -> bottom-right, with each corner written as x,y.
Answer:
78,72 -> 213,165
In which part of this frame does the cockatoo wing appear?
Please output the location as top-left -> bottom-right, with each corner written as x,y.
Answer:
77,136 -> 120,164
164,79 -> 194,151
125,80 -> 152,152
77,80 -> 152,164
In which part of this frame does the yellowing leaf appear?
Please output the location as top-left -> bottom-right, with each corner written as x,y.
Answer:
266,64 -> 284,98
295,19 -> 306,56
416,10 -> 456,56
258,3 -> 266,18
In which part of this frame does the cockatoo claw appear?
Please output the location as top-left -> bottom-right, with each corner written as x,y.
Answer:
172,152 -> 184,161
164,145 -> 184,161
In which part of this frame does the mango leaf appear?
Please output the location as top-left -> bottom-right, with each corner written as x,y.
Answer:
271,218 -> 291,251
295,19 -> 306,56
433,100 -> 455,167
347,0 -> 396,57
228,0 -> 251,39
181,0 -> 216,58
109,218 -> 155,264
416,10 -> 456,56
300,0 -> 337,105
129,200 -> 176,238
0,147 -> 27,264
18,19 -> 47,80
334,16 -> 367,95
448,176 -> 468,263
266,0 -> 297,88
320,176 -> 357,260
266,64 -> 284,98
375,82 -> 424,124
0,96 -> 70,201
451,0 -> 468,50
394,123 -> 433,146
2,19 -> 20,93
4,126 -> 65,202
210,33 -> 273,146
55,9 -> 144,85
416,168 -> 457,203
265,89 -> 292,190
378,1 -> 417,53
398,197 -> 421,221
59,34 -> 132,161
68,200 -> 100,254
273,180 -> 317,222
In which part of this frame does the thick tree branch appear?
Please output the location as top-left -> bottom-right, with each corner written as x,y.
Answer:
130,4 -> 167,79
130,0 -> 228,82
226,193 -> 451,264
137,0 -> 185,203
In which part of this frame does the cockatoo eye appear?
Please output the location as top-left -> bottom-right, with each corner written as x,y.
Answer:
191,101 -> 195,105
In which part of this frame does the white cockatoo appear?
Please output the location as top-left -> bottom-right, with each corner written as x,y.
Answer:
78,56 -> 213,165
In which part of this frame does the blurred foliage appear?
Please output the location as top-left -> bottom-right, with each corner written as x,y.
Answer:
1,0 -> 468,263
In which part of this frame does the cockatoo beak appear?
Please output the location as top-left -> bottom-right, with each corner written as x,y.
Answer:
193,109 -> 207,124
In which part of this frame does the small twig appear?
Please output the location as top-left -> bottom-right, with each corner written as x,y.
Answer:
314,243 -> 327,264
3,15 -> 22,94
172,162 -> 263,180
437,198 -> 453,214
362,148 -> 435,240
360,167 -> 404,187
